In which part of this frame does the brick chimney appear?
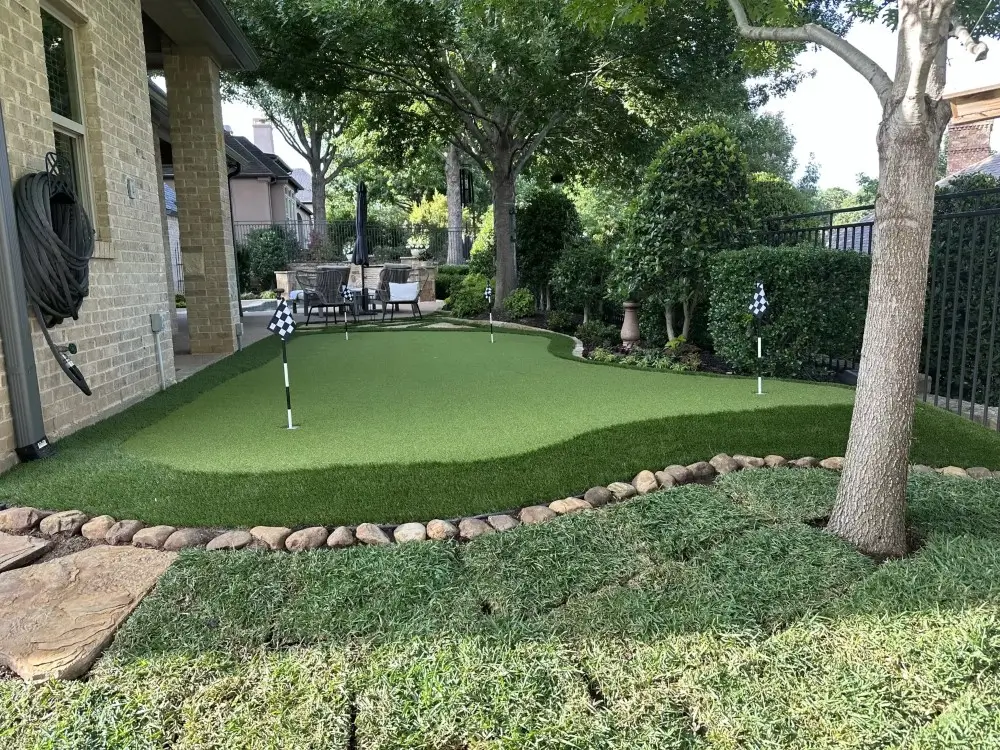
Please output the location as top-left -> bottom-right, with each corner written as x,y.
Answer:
252,118 -> 275,154
946,121 -> 993,175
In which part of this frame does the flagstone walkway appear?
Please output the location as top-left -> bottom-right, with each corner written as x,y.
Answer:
0,544 -> 176,681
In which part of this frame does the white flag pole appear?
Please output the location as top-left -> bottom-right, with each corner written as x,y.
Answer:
757,335 -> 763,396
282,338 -> 295,429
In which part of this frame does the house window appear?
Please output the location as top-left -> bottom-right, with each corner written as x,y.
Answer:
41,9 -> 88,200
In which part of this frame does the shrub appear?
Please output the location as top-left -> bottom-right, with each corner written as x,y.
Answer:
502,288 -> 536,319
446,273 -> 490,318
468,207 -> 495,278
749,172 -> 811,234
613,123 -> 751,341
550,238 -> 611,323
239,227 -> 297,292
547,310 -> 577,333
260,290 -> 278,300
435,265 -> 470,300
576,321 -> 619,349
708,246 -> 871,378
174,294 -> 186,309
517,189 -> 582,295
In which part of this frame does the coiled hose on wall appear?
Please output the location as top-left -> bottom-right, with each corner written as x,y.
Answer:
13,156 -> 95,395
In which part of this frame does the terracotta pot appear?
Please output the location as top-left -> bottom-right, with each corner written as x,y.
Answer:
620,301 -> 640,349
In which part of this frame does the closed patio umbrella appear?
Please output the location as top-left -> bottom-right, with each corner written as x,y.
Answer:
352,181 -> 369,312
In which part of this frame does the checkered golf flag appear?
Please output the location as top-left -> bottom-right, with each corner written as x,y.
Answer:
268,299 -> 296,340
749,282 -> 768,320
484,285 -> 493,304
341,284 -> 354,302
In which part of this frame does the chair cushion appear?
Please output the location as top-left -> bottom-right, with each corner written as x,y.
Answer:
389,282 -> 419,301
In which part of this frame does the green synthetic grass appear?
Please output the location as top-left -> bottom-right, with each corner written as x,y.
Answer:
2,327 -> 1000,527
5,471 -> 1000,748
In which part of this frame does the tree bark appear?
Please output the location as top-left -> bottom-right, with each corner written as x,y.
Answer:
492,168 -> 517,301
664,303 -> 677,341
311,171 -> 327,249
446,143 -> 464,265
827,4 -> 951,558
681,297 -> 696,341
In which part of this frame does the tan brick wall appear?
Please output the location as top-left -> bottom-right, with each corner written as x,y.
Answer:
947,121 -> 994,175
0,0 -> 175,467
163,49 -> 239,355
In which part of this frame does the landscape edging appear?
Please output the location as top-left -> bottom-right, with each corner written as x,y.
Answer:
0,457 -> 991,556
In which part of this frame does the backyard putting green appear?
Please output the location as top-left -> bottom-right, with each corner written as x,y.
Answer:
122,330 -> 854,472
3,327 -> 1000,527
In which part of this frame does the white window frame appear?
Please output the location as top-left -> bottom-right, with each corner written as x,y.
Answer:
40,4 -> 95,223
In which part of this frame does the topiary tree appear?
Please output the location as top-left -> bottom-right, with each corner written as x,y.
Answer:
612,123 -> 751,341
517,189 -> 582,309
550,238 -> 611,323
748,172 -> 810,236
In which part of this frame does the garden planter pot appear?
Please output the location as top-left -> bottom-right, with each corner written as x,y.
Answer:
621,301 -> 640,349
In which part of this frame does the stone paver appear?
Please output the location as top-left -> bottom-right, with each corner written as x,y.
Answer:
0,546 -> 176,681
0,532 -> 52,573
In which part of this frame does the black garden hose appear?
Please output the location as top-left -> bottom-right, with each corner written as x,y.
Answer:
13,164 -> 95,395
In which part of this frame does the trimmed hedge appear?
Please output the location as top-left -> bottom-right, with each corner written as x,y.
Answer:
709,246 -> 871,378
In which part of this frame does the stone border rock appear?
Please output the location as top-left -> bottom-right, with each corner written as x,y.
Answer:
0,456 -> 995,558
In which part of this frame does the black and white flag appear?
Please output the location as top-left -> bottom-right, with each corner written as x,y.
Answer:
749,282 -> 768,320
484,284 -> 493,306
268,299 -> 296,341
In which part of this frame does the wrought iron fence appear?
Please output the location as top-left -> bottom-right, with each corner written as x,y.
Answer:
761,186 -> 1000,427
233,220 -> 475,266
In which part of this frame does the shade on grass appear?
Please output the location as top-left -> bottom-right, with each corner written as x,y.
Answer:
5,471 -> 1000,748
1,328 -> 1000,527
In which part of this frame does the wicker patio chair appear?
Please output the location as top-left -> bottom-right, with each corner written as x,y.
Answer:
378,265 -> 428,322
295,266 -> 356,325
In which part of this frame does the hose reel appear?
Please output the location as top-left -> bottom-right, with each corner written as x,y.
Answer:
13,152 -> 95,395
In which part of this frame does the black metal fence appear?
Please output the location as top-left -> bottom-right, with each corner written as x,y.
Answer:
233,220 -> 475,266
761,186 -> 1000,427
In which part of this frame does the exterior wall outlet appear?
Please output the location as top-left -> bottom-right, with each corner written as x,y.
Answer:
150,313 -> 164,333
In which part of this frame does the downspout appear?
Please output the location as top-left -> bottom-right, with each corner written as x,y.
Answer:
0,103 -> 53,461
227,158 -> 243,319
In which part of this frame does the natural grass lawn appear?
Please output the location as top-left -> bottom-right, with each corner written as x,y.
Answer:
1,328 -> 999,526
4,470 -> 1000,748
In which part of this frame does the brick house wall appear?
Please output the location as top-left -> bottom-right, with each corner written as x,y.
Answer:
0,0 -> 174,468
946,121 -> 994,175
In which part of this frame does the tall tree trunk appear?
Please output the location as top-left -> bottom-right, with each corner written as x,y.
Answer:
583,302 -> 590,324
681,297 -> 696,341
827,9 -> 950,558
492,169 -> 517,301
311,171 -> 328,252
446,143 -> 464,265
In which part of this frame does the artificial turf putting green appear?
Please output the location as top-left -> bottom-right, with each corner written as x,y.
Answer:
2,327 -> 1000,527
122,329 -> 855,471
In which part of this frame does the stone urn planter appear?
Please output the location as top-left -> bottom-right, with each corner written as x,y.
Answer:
620,301 -> 640,349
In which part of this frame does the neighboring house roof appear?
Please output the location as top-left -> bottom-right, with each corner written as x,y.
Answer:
223,135 -> 303,190
940,151 -> 1000,183
291,168 -> 313,205
163,182 -> 177,216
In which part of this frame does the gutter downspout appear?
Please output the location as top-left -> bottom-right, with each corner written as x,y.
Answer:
0,103 -> 53,461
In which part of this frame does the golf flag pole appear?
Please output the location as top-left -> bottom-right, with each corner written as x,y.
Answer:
757,334 -> 763,396
267,299 -> 298,429
485,284 -> 494,343
341,285 -> 353,341
749,281 -> 768,396
281,338 -> 293,429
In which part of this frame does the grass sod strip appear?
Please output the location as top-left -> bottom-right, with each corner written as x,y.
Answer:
0,328 -> 998,527
5,472 -> 1000,748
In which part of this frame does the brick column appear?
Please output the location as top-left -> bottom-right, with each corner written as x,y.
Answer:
163,49 -> 238,354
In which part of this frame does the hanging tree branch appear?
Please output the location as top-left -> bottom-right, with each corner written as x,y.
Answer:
724,0 -> 894,105
951,20 -> 989,60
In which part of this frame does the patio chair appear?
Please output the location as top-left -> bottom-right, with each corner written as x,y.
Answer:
295,266 -> 357,325
378,266 -> 428,322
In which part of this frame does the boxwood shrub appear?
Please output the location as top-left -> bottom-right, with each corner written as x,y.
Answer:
709,246 -> 871,378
